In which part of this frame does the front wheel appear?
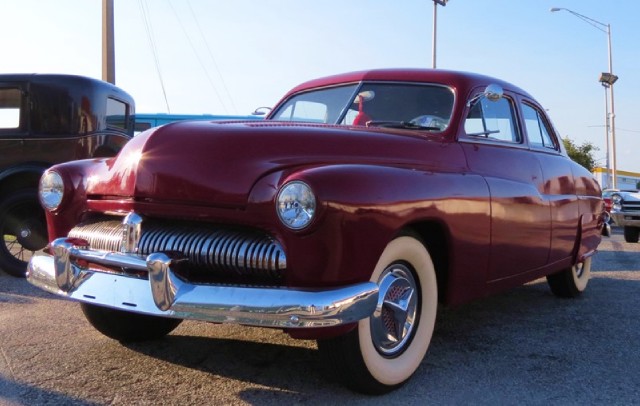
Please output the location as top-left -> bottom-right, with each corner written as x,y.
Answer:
546,256 -> 592,298
623,226 -> 640,243
0,189 -> 48,277
81,303 -> 183,342
317,236 -> 438,395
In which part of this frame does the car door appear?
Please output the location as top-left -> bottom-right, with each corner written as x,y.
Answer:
460,90 -> 551,282
520,99 -> 578,263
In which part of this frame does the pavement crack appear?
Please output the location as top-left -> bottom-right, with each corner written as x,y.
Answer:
0,343 -> 17,379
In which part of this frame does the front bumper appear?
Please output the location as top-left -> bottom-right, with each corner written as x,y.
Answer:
610,212 -> 640,227
27,238 -> 379,329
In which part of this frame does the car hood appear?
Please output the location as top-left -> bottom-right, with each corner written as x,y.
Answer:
620,191 -> 640,202
85,120 -> 456,207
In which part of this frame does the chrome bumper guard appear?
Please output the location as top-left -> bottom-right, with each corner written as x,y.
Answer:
27,238 -> 379,328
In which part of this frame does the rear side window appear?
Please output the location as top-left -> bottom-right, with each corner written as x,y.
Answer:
464,96 -> 520,143
521,103 -> 557,150
0,88 -> 22,129
106,97 -> 130,130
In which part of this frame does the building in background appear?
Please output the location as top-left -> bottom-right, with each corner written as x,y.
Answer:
593,167 -> 640,190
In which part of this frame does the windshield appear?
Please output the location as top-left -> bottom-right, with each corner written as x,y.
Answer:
270,82 -> 455,132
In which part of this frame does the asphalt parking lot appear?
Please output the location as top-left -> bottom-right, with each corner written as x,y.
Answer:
1,227 -> 639,405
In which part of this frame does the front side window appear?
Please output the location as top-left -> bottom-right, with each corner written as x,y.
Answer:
106,97 -> 130,130
270,82 -> 455,132
0,88 -> 22,130
521,103 -> 557,150
465,96 -> 520,143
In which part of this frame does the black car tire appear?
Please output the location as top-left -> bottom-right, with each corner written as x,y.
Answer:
0,189 -> 48,277
81,303 -> 183,342
623,226 -> 640,243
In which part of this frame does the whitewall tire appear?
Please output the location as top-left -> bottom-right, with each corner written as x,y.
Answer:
547,256 -> 591,298
318,235 -> 438,394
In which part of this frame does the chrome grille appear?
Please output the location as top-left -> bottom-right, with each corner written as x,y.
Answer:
138,223 -> 286,278
69,219 -> 123,252
69,216 -> 286,281
622,201 -> 640,212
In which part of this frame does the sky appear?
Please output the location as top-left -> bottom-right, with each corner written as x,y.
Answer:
1,0 -> 638,173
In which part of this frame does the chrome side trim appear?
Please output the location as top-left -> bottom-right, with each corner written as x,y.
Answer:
27,239 -> 378,328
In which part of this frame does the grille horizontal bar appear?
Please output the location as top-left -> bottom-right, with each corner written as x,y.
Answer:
622,202 -> 640,212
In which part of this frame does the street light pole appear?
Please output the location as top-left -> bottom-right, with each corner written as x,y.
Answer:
550,7 -> 618,188
605,23 -> 619,189
432,0 -> 449,69
601,82 -> 610,188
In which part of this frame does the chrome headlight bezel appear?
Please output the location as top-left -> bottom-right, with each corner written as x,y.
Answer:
276,181 -> 316,230
611,193 -> 622,211
39,170 -> 65,211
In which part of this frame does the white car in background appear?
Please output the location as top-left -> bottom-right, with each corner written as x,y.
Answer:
610,190 -> 640,242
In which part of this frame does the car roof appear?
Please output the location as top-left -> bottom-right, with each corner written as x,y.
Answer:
282,68 -> 533,100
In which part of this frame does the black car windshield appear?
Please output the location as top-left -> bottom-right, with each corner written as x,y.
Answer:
270,82 -> 455,132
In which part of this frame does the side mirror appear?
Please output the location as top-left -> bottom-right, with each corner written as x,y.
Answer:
466,84 -> 504,107
484,84 -> 503,102
354,90 -> 375,103
251,106 -> 272,116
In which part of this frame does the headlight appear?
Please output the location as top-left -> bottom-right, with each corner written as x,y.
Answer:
276,181 -> 316,230
612,194 -> 622,211
39,171 -> 65,211
611,194 -> 622,204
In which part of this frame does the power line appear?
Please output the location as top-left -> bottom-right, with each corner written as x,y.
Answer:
139,0 -> 171,113
187,0 -> 237,113
616,127 -> 640,134
167,0 -> 230,113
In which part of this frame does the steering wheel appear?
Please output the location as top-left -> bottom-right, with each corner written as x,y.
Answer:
409,115 -> 448,131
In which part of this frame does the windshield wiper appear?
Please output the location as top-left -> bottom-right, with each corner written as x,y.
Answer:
365,120 -> 441,131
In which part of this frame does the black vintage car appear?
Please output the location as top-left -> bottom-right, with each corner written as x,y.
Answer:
0,74 -> 135,276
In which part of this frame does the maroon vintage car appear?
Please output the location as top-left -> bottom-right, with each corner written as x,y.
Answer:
27,69 -> 605,394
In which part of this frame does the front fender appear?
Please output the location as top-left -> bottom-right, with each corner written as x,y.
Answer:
272,164 -> 491,290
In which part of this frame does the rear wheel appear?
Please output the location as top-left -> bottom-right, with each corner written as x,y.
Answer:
623,226 -> 640,243
0,190 -> 48,277
81,303 -> 183,342
546,257 -> 591,298
317,236 -> 438,395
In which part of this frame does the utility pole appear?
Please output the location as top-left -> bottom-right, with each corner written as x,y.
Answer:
102,0 -> 115,84
431,0 -> 448,69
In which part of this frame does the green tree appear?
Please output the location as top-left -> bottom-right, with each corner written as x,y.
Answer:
562,137 -> 598,172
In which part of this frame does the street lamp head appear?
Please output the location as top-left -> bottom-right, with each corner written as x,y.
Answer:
599,72 -> 619,86
549,7 -> 563,12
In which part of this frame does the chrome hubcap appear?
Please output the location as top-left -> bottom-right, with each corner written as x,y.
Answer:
370,263 -> 418,356
20,227 -> 31,239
